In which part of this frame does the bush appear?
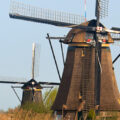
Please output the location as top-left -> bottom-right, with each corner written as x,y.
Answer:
44,88 -> 58,109
87,109 -> 96,120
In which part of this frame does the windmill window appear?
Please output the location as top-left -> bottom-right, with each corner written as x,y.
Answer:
97,34 -> 108,43
85,32 -> 94,40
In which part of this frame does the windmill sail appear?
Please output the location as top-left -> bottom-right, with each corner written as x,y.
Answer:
31,43 -> 41,79
32,43 -> 41,79
95,0 -> 109,19
32,43 -> 35,79
9,1 -> 85,26
111,33 -> 120,40
0,76 -> 27,84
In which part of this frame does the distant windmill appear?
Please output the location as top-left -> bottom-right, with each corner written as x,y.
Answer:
0,43 -> 60,105
9,0 -> 120,119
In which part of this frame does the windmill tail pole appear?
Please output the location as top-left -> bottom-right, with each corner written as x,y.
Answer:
60,41 -> 65,65
11,86 -> 21,103
112,54 -> 120,64
47,33 -> 61,81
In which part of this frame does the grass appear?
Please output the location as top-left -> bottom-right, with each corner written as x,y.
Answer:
21,102 -> 51,113
13,109 -> 54,120
0,107 -> 54,120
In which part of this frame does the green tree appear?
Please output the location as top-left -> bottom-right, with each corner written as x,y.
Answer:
87,109 -> 96,120
44,88 -> 58,110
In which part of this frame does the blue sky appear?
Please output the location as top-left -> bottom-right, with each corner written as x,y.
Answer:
0,0 -> 120,111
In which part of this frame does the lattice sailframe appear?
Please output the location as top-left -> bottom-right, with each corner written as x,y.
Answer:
10,1 -> 85,26
95,0 -> 109,19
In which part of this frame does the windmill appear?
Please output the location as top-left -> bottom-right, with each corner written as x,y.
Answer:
0,43 -> 60,105
9,0 -> 120,119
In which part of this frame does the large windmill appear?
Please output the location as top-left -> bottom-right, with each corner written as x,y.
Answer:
0,43 -> 60,105
9,0 -> 120,119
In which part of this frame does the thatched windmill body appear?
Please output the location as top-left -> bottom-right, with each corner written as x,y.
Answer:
9,0 -> 120,119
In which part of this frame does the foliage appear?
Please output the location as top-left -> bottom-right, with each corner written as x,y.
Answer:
87,109 -> 96,120
44,87 -> 58,109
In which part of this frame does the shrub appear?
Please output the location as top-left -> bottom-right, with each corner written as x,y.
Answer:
44,88 -> 58,110
87,109 -> 96,120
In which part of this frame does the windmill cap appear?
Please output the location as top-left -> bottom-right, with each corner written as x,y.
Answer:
64,19 -> 113,44
22,79 -> 43,89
